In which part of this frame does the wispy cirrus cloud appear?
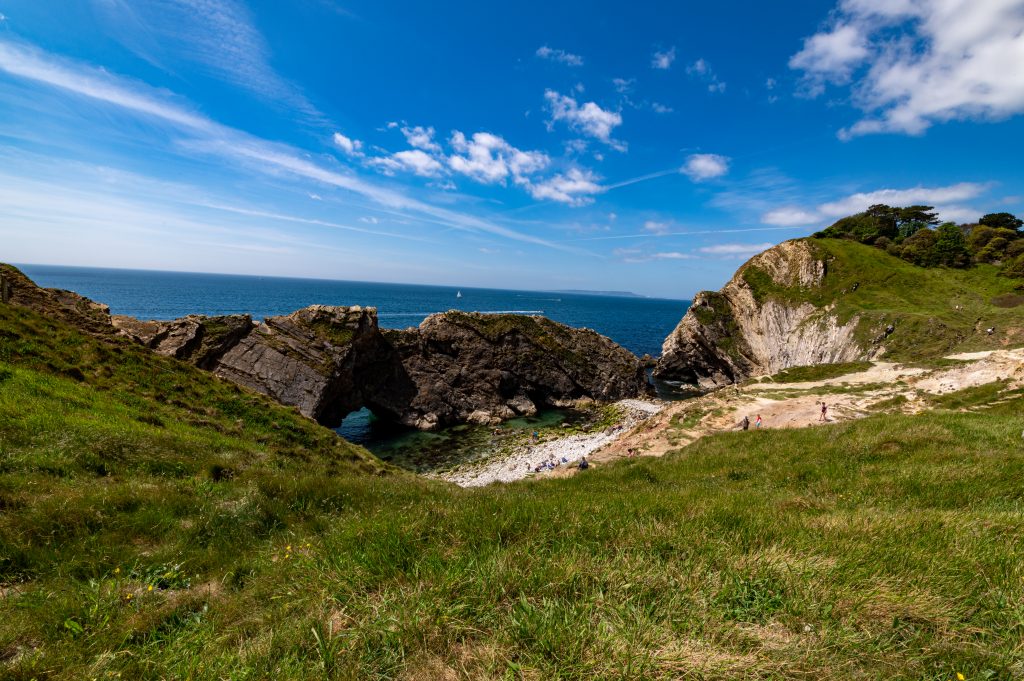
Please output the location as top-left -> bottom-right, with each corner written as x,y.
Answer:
536,45 -> 584,67
0,38 -> 581,250
90,0 -> 324,122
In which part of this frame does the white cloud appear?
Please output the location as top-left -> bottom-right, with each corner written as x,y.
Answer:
308,193 -> 322,200
332,131 -> 363,156
791,0 -> 1024,137
687,58 -> 727,93
448,130 -> 550,185
652,251 -> 696,260
359,216 -> 380,224
789,23 -> 869,91
680,153 -> 730,181
699,242 -> 774,257
536,45 -> 584,66
612,77 -> 635,93
816,182 -> 988,216
761,206 -> 821,227
368,149 -> 444,178
400,125 -> 441,152
525,167 -> 604,206
761,182 -> 990,226
766,78 -> 777,90
651,102 -> 673,114
643,220 -> 669,234
651,47 -> 676,70
544,89 -> 625,150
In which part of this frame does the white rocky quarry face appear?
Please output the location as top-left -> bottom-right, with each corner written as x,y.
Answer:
655,240 -> 874,388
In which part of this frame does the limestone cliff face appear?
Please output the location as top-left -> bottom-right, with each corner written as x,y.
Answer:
654,240 -> 872,388
385,312 -> 649,429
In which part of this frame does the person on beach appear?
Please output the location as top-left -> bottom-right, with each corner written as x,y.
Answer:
819,402 -> 828,421
755,414 -> 763,428
741,415 -> 750,431
578,457 -> 589,470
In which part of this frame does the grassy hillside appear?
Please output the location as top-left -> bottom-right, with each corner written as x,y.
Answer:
742,238 -> 1024,360
2,278 -> 1024,678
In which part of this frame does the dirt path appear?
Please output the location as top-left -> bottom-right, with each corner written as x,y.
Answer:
583,347 -> 1024,471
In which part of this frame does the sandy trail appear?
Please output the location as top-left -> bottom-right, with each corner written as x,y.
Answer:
438,347 -> 1024,487
583,347 -> 1024,473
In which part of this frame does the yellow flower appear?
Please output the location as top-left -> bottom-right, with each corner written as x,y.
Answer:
957,674 -> 965,681
147,585 -> 154,592
125,594 -> 132,600
286,545 -> 292,551
114,567 -> 120,574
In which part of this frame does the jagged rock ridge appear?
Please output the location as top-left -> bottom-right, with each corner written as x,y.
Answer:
654,240 -> 873,388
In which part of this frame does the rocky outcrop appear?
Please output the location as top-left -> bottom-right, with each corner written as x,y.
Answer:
0,264 -> 115,337
384,312 -> 649,429
111,314 -> 253,369
210,305 -> 411,426
4,263 -> 648,430
112,305 -> 645,430
655,240 -> 872,388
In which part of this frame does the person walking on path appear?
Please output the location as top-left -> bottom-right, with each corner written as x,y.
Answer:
819,402 -> 828,422
755,414 -> 763,429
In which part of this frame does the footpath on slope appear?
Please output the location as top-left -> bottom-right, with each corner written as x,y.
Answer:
451,347 -> 1024,487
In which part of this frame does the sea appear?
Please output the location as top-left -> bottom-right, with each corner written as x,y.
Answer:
18,264 -> 692,468
18,264 -> 689,358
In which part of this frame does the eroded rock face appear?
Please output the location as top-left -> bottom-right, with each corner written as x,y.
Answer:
111,314 -> 253,369
654,240 -> 871,388
213,305 -> 415,426
386,312 -> 648,429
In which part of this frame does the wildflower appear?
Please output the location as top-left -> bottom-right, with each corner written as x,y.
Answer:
147,585 -> 154,592
286,545 -> 292,551
125,593 -> 132,600
114,567 -> 120,574
957,674 -> 965,681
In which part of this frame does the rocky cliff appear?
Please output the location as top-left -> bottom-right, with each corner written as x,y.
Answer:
116,307 -> 647,429
385,312 -> 649,429
0,263 -> 646,430
654,240 -> 873,388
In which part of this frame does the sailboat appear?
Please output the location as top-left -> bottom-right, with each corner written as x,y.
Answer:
456,290 -> 462,299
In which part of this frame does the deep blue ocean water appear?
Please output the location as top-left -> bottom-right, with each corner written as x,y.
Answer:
18,264 -> 689,358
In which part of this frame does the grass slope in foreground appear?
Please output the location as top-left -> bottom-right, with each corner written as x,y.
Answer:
743,238 -> 1024,360
2,294 -> 1024,678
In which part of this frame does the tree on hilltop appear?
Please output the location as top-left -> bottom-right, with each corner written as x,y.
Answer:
979,212 -> 1023,231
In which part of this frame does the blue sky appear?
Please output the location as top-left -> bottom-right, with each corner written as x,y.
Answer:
1,0 -> 1022,298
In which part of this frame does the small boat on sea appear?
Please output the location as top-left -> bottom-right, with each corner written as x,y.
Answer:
456,290 -> 462,298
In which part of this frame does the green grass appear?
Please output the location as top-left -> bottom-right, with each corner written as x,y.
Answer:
743,238 -> 1024,361
3,297 -> 1024,679
761,361 -> 874,383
